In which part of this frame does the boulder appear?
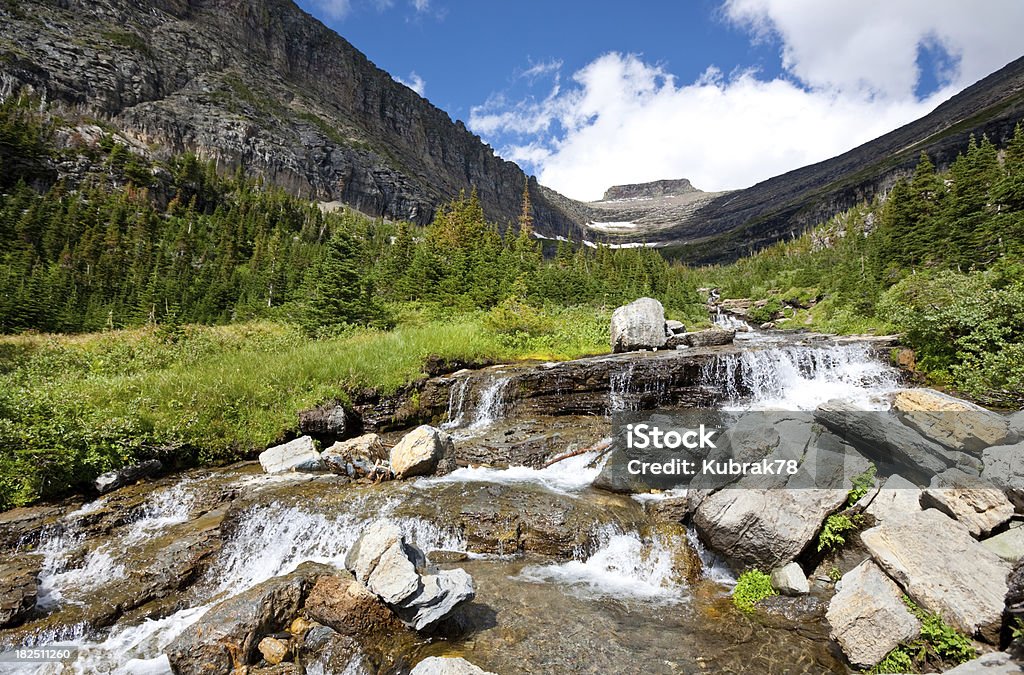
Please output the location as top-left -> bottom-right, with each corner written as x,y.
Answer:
921,469 -> 1014,537
770,562 -> 809,596
679,328 -> 736,348
665,319 -> 686,335
0,554 -> 41,628
94,459 -> 162,494
815,400 -> 975,484
411,657 -> 496,675
257,636 -> 290,665
982,524 -> 1024,563
344,521 -> 474,631
1011,410 -> 1024,436
389,425 -> 455,478
322,434 -> 389,479
890,388 -> 1017,455
303,573 -> 406,638
864,474 -> 922,524
166,564 -> 327,674
860,509 -> 1011,642
942,652 -> 1022,674
982,441 -> 1024,510
259,436 -> 322,474
298,403 -> 351,438
1006,559 -> 1024,620
610,297 -> 668,353
826,560 -> 921,668
693,488 -> 848,570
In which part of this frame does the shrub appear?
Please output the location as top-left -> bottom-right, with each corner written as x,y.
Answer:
817,513 -> 863,552
732,569 -> 777,613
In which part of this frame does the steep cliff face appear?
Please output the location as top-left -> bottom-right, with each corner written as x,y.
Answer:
0,0 -> 581,236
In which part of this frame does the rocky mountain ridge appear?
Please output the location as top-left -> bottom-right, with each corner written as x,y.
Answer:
0,0 -> 581,236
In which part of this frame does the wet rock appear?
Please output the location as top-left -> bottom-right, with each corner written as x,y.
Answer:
921,469 -> 1014,537
298,403 -> 351,439
297,627 -> 366,674
861,509 -> 1011,642
390,425 -> 455,478
679,328 -> 736,348
1006,559 -> 1024,621
258,636 -> 290,665
322,433 -> 389,479
428,550 -> 470,564
826,560 -> 921,668
94,459 -> 163,494
166,563 -> 327,674
610,297 -> 668,353
642,495 -> 690,524
0,554 -> 41,628
259,436 -> 322,474
411,656 -> 496,675
943,652 -> 1022,674
982,441 -> 1024,510
757,594 -> 825,623
303,573 -> 405,638
0,505 -> 62,551
693,488 -> 847,570
771,562 -> 809,596
864,474 -> 922,524
982,523 -> 1024,562
345,521 -> 474,631
890,388 -> 1017,455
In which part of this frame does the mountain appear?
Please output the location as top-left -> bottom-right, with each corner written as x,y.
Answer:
0,0 -> 581,236
583,56 -> 1024,262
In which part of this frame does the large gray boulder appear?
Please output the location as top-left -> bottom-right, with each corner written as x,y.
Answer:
942,652 -> 1023,674
826,560 -> 921,668
890,388 -> 1017,455
693,488 -> 847,570
982,440 -> 1024,510
672,328 -> 736,349
860,509 -> 1011,642
345,521 -> 474,631
411,657 -> 496,675
389,425 -> 455,479
864,474 -> 922,524
921,469 -> 1014,537
981,524 -> 1024,563
610,297 -> 668,353
259,436 -> 322,473
323,433 -> 389,479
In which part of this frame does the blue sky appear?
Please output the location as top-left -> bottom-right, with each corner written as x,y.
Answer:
296,0 -> 1024,200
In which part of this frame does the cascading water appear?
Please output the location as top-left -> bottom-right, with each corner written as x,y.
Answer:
702,342 -> 898,411
712,308 -> 752,331
442,373 -> 511,434
418,447 -> 608,495
516,525 -> 688,603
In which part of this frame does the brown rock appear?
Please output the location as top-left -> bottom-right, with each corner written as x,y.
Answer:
0,554 -> 41,628
303,573 -> 406,638
258,636 -> 290,665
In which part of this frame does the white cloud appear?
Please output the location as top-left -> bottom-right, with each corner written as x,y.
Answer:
470,2 -> 1024,201
411,0 -> 429,12
396,72 -> 426,96
308,0 -> 352,21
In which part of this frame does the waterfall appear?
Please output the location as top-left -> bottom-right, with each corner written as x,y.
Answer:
712,308 -> 751,331
609,362 -> 670,412
516,525 -> 688,603
701,342 -> 898,411
443,373 -> 511,434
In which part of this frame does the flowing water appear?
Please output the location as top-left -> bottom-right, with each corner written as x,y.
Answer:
0,330 -> 903,674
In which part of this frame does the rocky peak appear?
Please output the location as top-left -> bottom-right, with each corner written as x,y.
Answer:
601,179 -> 700,201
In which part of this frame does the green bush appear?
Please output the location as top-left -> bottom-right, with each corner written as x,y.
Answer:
870,647 -> 913,674
817,513 -> 863,552
847,465 -> 877,506
732,569 -> 777,613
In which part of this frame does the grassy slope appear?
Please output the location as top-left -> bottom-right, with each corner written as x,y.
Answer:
0,306 -> 611,508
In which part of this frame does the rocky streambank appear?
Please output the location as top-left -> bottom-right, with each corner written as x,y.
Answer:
0,320 -> 1022,673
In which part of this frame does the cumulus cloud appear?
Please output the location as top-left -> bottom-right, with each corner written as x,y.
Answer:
411,0 -> 429,12
396,72 -> 426,96
470,1 -> 1024,201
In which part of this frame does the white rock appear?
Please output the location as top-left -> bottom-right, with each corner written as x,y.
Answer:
861,509 -> 1011,642
411,656 -> 495,675
891,388 -> 1017,455
864,474 -> 922,524
258,436 -> 321,473
610,297 -> 667,353
390,425 -> 454,478
943,651 -> 1022,674
770,562 -> 809,596
826,560 -> 921,668
982,441 -> 1024,510
981,524 -> 1024,563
